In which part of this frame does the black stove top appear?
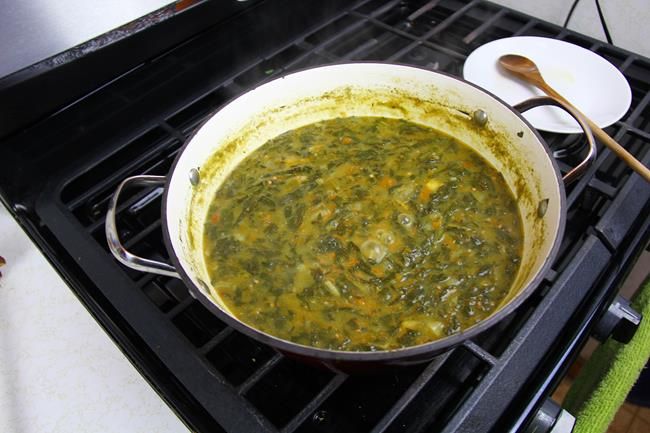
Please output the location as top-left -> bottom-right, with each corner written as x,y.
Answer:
1,1 -> 649,432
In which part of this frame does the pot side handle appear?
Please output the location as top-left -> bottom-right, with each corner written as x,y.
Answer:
513,96 -> 597,185
105,175 -> 181,279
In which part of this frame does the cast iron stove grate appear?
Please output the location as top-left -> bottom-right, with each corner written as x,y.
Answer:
3,1 -> 649,432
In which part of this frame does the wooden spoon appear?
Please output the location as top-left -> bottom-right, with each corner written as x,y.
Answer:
498,54 -> 650,183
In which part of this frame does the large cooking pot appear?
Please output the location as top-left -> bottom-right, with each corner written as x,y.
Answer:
106,63 -> 595,369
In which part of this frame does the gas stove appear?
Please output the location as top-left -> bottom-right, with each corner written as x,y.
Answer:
1,1 -> 648,432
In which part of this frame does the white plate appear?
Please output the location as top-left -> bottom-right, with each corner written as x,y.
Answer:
463,36 -> 632,133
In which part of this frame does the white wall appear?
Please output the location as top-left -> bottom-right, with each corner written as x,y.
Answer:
490,0 -> 650,58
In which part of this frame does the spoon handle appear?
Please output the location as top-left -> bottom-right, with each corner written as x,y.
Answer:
539,82 -> 650,183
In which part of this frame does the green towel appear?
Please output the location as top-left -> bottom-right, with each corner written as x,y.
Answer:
563,276 -> 650,433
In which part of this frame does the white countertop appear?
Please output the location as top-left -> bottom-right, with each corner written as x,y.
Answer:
0,203 -> 188,432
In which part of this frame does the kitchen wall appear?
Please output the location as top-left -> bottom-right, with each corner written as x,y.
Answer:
490,0 -> 650,58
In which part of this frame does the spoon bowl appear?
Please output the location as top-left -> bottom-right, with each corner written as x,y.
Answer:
499,54 -> 540,75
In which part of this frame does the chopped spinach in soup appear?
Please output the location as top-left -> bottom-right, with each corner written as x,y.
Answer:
203,116 -> 523,351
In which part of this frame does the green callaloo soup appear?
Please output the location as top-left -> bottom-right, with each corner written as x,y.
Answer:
203,116 -> 523,351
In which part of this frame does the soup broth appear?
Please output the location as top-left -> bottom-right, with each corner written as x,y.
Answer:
202,116 -> 523,351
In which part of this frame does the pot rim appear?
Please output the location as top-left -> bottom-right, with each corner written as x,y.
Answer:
161,61 -> 567,362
